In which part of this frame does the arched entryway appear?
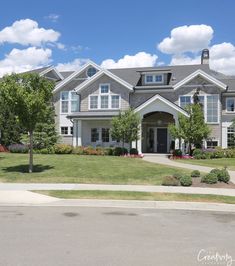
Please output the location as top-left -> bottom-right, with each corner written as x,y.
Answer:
142,112 -> 175,153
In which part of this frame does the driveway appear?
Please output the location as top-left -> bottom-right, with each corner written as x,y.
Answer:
0,207 -> 234,266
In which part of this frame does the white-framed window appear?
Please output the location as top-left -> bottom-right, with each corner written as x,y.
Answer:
86,67 -> 97,77
179,94 -> 219,124
226,98 -> 235,112
145,74 -> 163,84
70,127 -> 73,135
100,84 -> 110,94
111,95 -> 120,109
61,126 -> 68,135
206,140 -> 218,149
90,95 -> 99,109
91,128 -> 99,142
60,91 -> 80,113
179,96 -> 191,109
71,92 -> 79,112
100,95 -> 109,109
61,91 -> 69,113
89,84 -> 120,110
227,126 -> 235,148
206,95 -> 219,123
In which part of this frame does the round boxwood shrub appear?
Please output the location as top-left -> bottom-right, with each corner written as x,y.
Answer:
217,168 -> 230,183
192,149 -> 203,159
162,176 -> 179,186
191,170 -> 200,178
54,144 -> 73,154
8,144 -> 29,153
113,147 -> 128,156
180,175 -> 192,186
130,148 -> 138,155
201,173 -> 218,184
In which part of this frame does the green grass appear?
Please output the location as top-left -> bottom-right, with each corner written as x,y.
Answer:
179,158 -> 235,170
35,190 -> 235,204
0,153 -> 190,184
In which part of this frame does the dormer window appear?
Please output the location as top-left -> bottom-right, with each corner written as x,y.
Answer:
87,67 -> 97,77
145,74 -> 163,84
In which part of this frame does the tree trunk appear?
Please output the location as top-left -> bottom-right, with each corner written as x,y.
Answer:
29,131 -> 33,173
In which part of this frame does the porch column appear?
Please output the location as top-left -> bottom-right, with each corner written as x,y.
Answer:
137,122 -> 142,154
72,119 -> 82,147
173,113 -> 180,150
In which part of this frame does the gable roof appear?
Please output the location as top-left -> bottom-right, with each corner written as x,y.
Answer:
74,69 -> 133,93
134,94 -> 189,117
39,66 -> 64,81
53,60 -> 102,93
173,69 -> 227,90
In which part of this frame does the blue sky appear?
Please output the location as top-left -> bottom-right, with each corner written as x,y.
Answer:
0,0 -> 235,75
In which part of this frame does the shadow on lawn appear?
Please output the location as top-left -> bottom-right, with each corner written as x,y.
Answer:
2,164 -> 54,173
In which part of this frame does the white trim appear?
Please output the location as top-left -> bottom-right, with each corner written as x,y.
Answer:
173,69 -> 227,90
86,66 -> 97,78
60,91 -> 80,114
53,60 -> 102,93
134,94 -> 189,117
226,97 -> 235,113
145,74 -> 164,84
88,93 -> 121,110
75,69 -> 133,93
40,66 -> 64,81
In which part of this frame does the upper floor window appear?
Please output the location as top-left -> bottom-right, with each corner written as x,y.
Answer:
61,91 -> 69,113
206,95 -> 219,123
87,67 -> 97,77
226,98 -> 235,112
89,84 -> 120,110
179,96 -> 191,109
179,94 -> 219,124
61,91 -> 80,113
145,74 -> 163,84
100,84 -> 110,94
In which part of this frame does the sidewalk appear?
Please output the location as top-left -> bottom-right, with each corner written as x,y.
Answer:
143,155 -> 235,183
0,183 -> 235,196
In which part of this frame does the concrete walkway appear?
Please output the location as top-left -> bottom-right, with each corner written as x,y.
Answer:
0,183 -> 235,196
143,154 -> 235,183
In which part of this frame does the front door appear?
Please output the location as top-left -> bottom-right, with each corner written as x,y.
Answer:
157,128 -> 168,153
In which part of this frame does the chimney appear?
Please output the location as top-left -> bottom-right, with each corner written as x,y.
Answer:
201,48 -> 209,65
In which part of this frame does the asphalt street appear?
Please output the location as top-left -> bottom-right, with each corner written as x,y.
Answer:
0,207 -> 234,266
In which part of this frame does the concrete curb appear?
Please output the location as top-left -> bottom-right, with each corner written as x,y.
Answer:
1,198 -> 235,213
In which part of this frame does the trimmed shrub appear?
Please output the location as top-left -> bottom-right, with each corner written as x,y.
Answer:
113,147 -> 128,156
201,173 -> 218,184
130,148 -> 138,155
173,173 -> 182,180
34,147 -> 55,154
8,144 -> 29,153
54,144 -> 73,154
162,176 -> 179,186
104,147 -> 114,156
211,147 -> 224,158
210,168 -> 221,177
192,148 -> 203,159
173,149 -> 182,157
217,168 -> 230,183
191,170 -> 200,178
72,146 -> 85,155
180,175 -> 192,186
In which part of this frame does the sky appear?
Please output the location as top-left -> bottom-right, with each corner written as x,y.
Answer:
0,0 -> 235,76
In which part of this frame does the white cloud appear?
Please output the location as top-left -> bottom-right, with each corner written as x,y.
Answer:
158,24 -> 213,54
56,58 -> 89,71
0,47 -> 52,77
45,14 -> 60,23
101,52 -> 158,69
169,42 -> 235,75
0,19 -> 60,46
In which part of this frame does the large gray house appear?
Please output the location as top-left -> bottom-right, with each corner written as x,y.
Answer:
32,49 -> 235,153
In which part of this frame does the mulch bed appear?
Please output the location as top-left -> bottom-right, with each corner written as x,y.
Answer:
191,177 -> 235,189
0,145 -> 8,152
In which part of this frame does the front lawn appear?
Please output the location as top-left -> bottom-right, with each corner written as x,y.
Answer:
36,190 -> 235,204
0,153 -> 190,184
179,158 -> 235,171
